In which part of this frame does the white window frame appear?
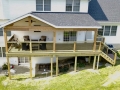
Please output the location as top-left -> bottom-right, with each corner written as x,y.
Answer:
36,0 -> 51,11
0,47 -> 6,57
66,0 -> 80,12
63,31 -> 77,41
98,25 -> 117,36
19,57 -> 29,64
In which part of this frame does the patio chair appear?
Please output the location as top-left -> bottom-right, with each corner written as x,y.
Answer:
39,36 -> 47,50
22,35 -> 30,50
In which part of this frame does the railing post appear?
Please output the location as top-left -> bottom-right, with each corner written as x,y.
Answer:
93,30 -> 97,51
99,42 -> 102,51
73,42 -> 76,52
30,41 -> 32,53
114,53 -> 117,65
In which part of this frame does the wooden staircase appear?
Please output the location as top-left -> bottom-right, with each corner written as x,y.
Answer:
100,52 -> 115,65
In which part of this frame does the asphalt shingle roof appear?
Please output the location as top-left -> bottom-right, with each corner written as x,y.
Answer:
31,12 -> 100,27
88,0 -> 120,22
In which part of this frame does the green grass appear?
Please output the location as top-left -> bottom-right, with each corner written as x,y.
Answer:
0,60 -> 120,90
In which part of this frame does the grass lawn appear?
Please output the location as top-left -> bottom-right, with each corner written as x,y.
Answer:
0,60 -> 120,90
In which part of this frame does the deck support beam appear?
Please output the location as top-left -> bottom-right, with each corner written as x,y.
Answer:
74,56 -> 77,72
93,30 -> 97,50
56,56 -> 58,76
51,56 -> 53,77
93,56 -> 96,70
29,56 -> 32,79
97,55 -> 100,69
7,56 -> 11,80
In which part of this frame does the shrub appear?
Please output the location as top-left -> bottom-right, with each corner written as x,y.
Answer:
2,63 -> 8,70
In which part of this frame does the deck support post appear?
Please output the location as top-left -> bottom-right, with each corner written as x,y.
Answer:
51,56 -> 53,77
29,56 -> 32,79
56,56 -> 58,76
93,56 -> 96,70
7,56 -> 11,80
88,56 -> 91,64
97,55 -> 100,69
93,30 -> 97,51
53,31 -> 56,52
74,56 -> 77,72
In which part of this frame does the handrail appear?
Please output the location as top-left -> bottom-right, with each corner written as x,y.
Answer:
101,42 -> 116,54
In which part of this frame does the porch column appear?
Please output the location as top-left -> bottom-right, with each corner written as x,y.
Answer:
56,56 -> 58,76
29,56 -> 32,79
74,56 -> 77,72
93,30 -> 97,50
7,56 -> 11,80
53,31 -> 56,52
3,29 -> 8,52
93,56 -> 97,70
51,56 -> 53,77
97,55 -> 100,69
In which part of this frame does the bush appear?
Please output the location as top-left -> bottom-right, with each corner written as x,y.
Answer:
2,63 -> 8,70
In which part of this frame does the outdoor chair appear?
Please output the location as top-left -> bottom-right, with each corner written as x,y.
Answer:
39,36 -> 47,50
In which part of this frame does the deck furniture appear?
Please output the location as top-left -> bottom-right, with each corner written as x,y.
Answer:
39,36 -> 47,50
22,35 -> 30,50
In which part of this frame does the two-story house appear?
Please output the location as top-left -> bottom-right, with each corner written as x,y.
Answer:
0,0 -> 119,79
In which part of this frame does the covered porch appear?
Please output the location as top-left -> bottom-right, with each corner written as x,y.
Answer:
1,12 -> 103,79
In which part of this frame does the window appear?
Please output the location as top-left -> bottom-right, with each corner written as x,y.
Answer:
66,0 -> 80,12
36,0 -> 51,11
0,47 -> 6,57
64,31 -> 76,41
0,28 -> 11,36
19,57 -> 29,63
98,26 -> 117,36
98,26 -> 104,36
0,28 -> 3,36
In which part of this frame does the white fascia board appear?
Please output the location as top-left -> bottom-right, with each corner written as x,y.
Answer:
55,26 -> 101,29
98,21 -> 120,25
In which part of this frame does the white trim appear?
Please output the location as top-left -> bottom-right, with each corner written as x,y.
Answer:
0,13 -> 101,29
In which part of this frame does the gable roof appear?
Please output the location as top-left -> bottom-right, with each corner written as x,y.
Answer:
88,0 -> 120,22
0,12 -> 101,28
31,12 -> 100,28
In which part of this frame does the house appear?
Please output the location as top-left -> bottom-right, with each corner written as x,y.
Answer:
0,0 -> 119,79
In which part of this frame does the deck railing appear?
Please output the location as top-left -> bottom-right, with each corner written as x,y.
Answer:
7,35 -> 104,53
101,42 -> 116,65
